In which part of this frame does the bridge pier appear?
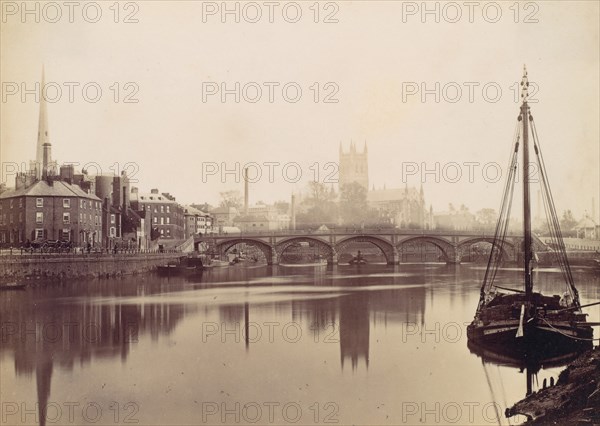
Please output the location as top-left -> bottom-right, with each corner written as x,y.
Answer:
328,252 -> 338,265
446,250 -> 462,264
388,249 -> 400,265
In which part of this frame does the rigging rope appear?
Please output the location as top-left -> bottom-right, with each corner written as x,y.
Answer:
538,317 -> 600,341
530,117 -> 580,306
481,122 -> 521,298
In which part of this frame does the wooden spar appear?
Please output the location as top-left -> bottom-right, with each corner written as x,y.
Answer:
551,300 -> 600,313
494,285 -> 525,293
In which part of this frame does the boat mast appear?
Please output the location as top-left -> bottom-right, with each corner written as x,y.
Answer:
521,66 -> 533,299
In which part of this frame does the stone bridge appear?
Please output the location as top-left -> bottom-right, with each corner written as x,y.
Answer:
195,230 -> 540,265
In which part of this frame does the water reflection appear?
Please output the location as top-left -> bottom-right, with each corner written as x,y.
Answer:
0,264 -> 598,425
1,278 -> 188,425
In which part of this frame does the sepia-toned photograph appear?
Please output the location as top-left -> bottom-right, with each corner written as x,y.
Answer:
1,1 -> 599,425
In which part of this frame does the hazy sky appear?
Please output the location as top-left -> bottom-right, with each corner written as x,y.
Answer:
1,1 -> 598,219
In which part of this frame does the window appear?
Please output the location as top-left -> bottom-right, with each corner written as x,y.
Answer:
63,212 -> 70,224
36,212 -> 43,224
95,216 -> 99,226
19,198 -> 23,208
80,213 -> 83,222
160,217 -> 164,225
10,214 -> 13,224
166,229 -> 171,236
80,199 -> 84,208
61,229 -> 70,240
166,206 -> 170,213
166,217 -> 170,224
110,227 -> 116,237
10,200 -> 13,208
160,229 -> 164,235
36,198 -> 43,207
160,206 -> 164,213
63,199 -> 71,208
153,217 -> 157,224
111,214 -> 115,224
35,229 -> 44,239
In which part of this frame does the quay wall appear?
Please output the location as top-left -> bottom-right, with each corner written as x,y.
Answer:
0,252 -> 182,280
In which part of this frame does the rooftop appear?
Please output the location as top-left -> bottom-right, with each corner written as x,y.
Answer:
0,180 -> 101,201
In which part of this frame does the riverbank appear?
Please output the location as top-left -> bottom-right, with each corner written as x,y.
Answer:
0,252 -> 183,280
506,346 -> 600,424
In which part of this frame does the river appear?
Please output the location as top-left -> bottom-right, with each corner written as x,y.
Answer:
1,263 -> 598,425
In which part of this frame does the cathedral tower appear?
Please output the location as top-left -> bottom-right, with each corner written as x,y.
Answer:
339,141 -> 369,190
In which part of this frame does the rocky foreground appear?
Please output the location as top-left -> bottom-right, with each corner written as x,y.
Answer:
506,346 -> 600,425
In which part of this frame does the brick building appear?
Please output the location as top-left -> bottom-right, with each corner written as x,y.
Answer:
0,177 -> 102,246
130,188 -> 185,240
183,205 -> 213,238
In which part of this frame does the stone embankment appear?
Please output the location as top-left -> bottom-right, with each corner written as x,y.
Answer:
0,251 -> 182,280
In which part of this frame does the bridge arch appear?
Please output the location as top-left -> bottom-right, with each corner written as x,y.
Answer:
456,237 -> 515,263
396,236 -> 456,263
335,235 -> 396,265
215,238 -> 275,264
275,237 -> 335,264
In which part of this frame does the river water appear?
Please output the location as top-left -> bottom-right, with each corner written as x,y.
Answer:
1,263 -> 599,425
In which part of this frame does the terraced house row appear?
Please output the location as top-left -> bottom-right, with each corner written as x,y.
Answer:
0,178 -> 103,245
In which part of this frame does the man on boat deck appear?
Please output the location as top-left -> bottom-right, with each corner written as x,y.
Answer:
560,292 -> 573,308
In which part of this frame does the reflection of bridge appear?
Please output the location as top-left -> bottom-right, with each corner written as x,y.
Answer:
195,230 -> 541,265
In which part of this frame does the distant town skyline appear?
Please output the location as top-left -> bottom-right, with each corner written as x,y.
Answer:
2,2 -> 598,218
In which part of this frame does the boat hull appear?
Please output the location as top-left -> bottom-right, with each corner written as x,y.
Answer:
0,283 -> 27,291
156,265 -> 200,276
467,319 -> 593,357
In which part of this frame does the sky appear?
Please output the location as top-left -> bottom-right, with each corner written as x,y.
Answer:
1,1 -> 599,219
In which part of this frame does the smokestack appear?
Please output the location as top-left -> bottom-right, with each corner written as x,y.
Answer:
244,168 -> 249,215
593,197 -> 597,222
291,194 -> 296,231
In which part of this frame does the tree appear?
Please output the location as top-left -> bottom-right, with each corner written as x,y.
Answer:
475,208 -> 497,228
339,182 -> 369,225
296,182 -> 338,227
560,210 -> 577,232
273,200 -> 290,214
219,190 -> 242,209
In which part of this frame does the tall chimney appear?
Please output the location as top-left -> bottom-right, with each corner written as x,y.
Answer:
593,197 -> 597,222
291,194 -> 296,231
244,168 -> 249,215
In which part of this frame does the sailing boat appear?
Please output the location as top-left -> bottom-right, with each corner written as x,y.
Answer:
467,67 -> 595,354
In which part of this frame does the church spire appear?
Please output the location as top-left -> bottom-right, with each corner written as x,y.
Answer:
36,66 -> 51,179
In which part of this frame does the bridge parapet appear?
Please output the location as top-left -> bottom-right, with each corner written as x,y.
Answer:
194,229 -> 523,264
